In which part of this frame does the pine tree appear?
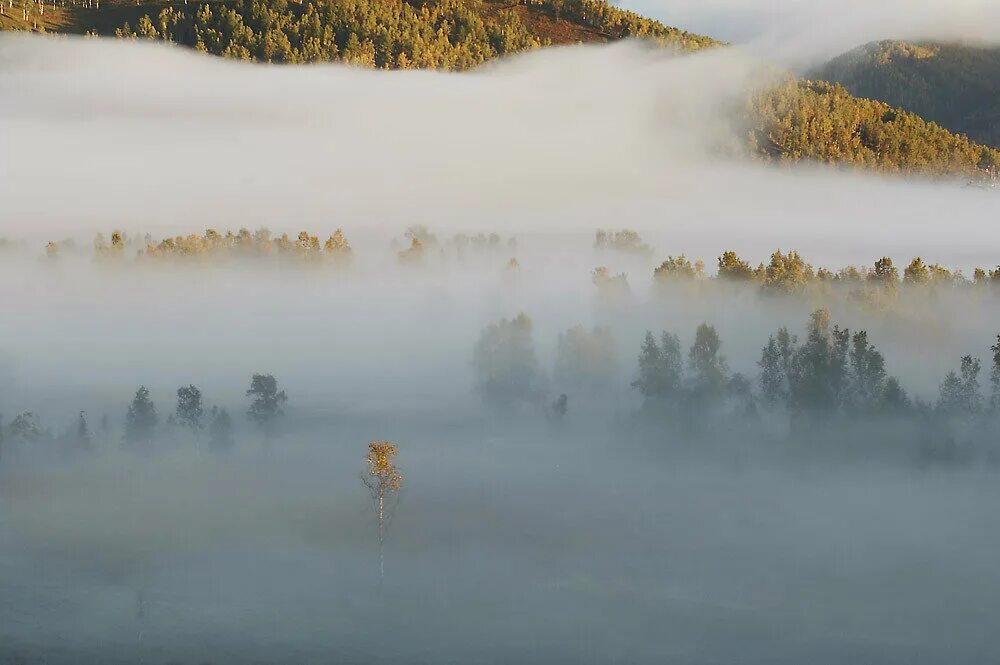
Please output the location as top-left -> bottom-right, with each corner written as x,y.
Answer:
124,386 -> 158,448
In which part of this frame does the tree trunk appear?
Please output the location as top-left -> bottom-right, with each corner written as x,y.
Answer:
377,492 -> 384,583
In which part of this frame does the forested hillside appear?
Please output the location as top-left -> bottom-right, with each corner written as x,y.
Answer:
3,0 -> 999,178
750,80 -> 1000,176
814,40 -> 1000,149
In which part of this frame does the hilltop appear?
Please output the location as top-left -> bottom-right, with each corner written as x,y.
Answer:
3,0 -> 998,178
814,40 -> 1000,150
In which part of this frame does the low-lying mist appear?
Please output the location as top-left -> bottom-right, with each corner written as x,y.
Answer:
2,33 -> 1000,665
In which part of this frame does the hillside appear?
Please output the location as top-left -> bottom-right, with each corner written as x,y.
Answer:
3,0 -> 999,178
750,79 -> 999,176
814,40 -> 1000,149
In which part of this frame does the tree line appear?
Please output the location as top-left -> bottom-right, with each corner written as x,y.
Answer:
41,225 -> 516,264
37,227 -> 1000,293
0,373 -> 287,460
472,309 -> 1000,458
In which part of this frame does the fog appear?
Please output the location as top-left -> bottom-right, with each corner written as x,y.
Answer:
2,33 -> 1000,665
624,0 -> 1000,64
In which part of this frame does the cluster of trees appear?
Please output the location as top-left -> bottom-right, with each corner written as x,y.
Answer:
113,0 -> 544,69
42,225 -> 521,266
70,227 -> 354,264
650,248 -> 1000,294
593,229 -> 652,256
471,308 -> 1000,456
749,79 -> 1000,178
0,373 -> 288,461
0,0 -> 66,32
106,0 -> 719,67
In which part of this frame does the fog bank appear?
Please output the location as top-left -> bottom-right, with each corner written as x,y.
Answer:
2,35 -> 1000,272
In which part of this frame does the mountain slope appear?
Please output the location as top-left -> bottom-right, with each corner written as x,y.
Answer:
750,79 -> 999,176
814,40 -> 1000,149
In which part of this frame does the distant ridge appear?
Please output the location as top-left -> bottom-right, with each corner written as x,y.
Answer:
814,40 -> 1000,150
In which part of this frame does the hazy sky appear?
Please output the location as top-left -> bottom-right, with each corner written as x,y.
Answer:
622,0 -> 1000,63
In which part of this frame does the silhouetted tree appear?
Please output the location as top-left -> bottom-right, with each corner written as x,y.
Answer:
124,386 -> 158,448
787,309 -> 848,419
246,374 -> 287,440
175,385 -> 204,435
937,355 -> 982,415
848,330 -> 887,411
881,376 -> 911,413
758,327 -> 796,408
633,331 -> 683,401
688,323 -> 728,402
76,411 -> 92,450
9,412 -> 42,444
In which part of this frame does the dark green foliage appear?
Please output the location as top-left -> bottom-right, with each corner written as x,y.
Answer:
847,330 -> 886,412
632,330 -> 683,400
937,355 -> 982,415
880,376 -> 911,413
756,310 -> 909,421
786,309 -> 849,418
758,327 -> 796,408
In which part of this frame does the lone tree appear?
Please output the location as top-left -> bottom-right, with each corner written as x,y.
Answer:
124,387 -> 158,448
77,411 -> 92,450
246,374 -> 287,440
363,440 -> 402,581
175,385 -> 205,435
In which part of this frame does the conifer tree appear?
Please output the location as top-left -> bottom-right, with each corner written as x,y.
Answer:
124,386 -> 158,448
